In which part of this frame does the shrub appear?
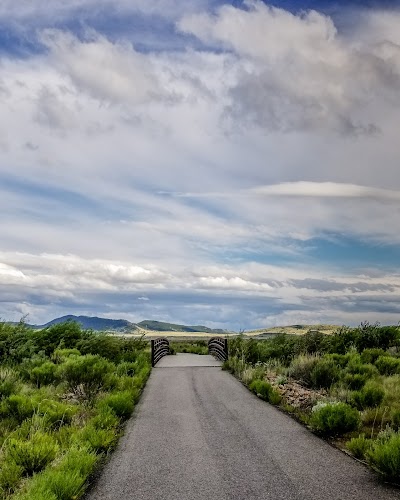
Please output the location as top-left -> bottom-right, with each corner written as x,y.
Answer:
79,425 -> 117,454
18,446 -> 98,500
0,459 -> 23,495
327,353 -> 349,368
0,368 -> 18,399
268,388 -> 283,405
38,399 -> 77,428
31,362 -> 59,387
289,354 -> 320,387
27,469 -> 86,500
347,434 -> 371,459
98,391 -> 135,420
116,362 -> 136,377
52,348 -> 81,363
391,409 -> 400,431
310,402 -> 360,436
4,394 -> 35,423
7,432 -> 59,475
343,373 -> 368,390
352,382 -> 385,410
310,358 -> 340,389
59,354 -> 114,397
346,361 -> 378,378
368,431 -> 400,480
91,406 -> 120,430
361,406 -> 391,428
360,348 -> 386,364
59,447 -> 98,476
375,356 -> 400,376
248,379 -> 281,405
249,379 -> 270,400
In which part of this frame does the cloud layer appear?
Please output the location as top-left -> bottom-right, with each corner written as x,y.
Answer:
1,1 -> 400,327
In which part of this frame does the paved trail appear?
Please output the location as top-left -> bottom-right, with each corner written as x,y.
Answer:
87,354 -> 399,500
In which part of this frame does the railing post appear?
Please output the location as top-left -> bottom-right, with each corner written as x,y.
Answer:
208,337 -> 229,362
151,338 -> 170,366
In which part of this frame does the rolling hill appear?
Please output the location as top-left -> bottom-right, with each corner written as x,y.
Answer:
28,315 -> 230,334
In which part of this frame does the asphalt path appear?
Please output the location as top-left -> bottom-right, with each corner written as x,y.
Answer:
86,354 -> 399,500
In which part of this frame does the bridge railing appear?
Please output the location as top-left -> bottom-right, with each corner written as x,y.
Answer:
151,338 -> 170,367
208,337 -> 228,362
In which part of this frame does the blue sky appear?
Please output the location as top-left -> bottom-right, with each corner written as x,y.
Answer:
1,0 -> 400,329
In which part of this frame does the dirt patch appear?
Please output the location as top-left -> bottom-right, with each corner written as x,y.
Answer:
265,373 -> 327,411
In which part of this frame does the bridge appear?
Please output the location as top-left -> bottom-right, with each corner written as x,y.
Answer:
86,338 -> 398,500
151,337 -> 228,366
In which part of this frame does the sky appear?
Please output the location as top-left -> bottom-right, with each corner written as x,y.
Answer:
1,0 -> 400,330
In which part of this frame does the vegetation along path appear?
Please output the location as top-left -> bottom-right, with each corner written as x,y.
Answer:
86,353 -> 399,500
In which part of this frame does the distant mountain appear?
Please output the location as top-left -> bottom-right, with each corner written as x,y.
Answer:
137,320 -> 228,334
38,315 -> 136,331
28,315 -> 229,334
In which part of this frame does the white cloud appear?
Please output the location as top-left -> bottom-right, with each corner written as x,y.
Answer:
1,251 -> 399,326
40,30 -> 162,105
178,1 -> 400,133
251,182 -> 400,200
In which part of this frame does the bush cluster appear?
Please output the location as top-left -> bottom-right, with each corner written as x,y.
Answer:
248,379 -> 281,405
310,402 -> 360,436
0,319 -> 151,500
226,323 -> 400,483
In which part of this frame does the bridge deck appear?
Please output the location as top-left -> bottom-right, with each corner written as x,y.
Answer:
86,356 -> 399,500
156,353 -> 222,367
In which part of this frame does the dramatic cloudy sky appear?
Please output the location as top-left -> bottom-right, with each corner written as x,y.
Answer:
1,0 -> 400,329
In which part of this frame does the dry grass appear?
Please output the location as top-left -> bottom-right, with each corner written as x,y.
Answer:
112,324 -> 340,340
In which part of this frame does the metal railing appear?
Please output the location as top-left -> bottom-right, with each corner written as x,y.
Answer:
151,338 -> 170,367
208,337 -> 228,362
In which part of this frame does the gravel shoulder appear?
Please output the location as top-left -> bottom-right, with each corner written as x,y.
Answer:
86,355 -> 399,500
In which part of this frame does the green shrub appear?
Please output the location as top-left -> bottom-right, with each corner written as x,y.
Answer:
352,382 -> 385,410
375,356 -> 400,376
346,361 -> 378,378
0,368 -> 19,399
38,399 -> 77,428
360,406 -> 391,428
0,417 -> 19,447
4,394 -> 35,423
360,348 -> 386,364
79,425 -> 117,454
59,447 -> 98,476
310,402 -> 360,436
31,362 -> 59,387
20,445 -> 99,499
343,373 -> 368,390
52,348 -> 81,363
0,459 -> 23,495
91,406 -> 120,430
391,409 -> 400,431
59,354 -> 114,397
27,469 -> 86,500
310,358 -> 340,389
248,379 -> 281,405
7,432 -> 59,475
98,391 -> 135,420
268,388 -> 282,405
289,354 -> 320,387
116,362 -> 136,377
3,394 -> 76,428
249,379 -> 271,400
368,431 -> 400,480
327,353 -> 350,368
347,434 -> 371,459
